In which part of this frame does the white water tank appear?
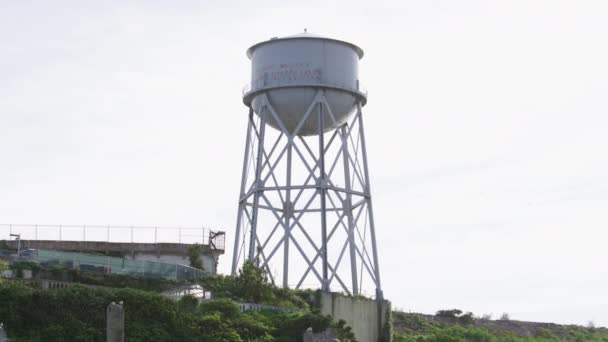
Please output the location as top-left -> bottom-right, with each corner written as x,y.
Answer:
243,32 -> 367,136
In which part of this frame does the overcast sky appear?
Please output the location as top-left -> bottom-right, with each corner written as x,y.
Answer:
1,0 -> 607,327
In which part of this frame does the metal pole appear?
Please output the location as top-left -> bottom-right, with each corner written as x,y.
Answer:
248,107 -> 267,262
35,224 -> 38,240
154,227 -> 158,243
356,104 -> 383,300
318,101 -> 329,292
130,226 -> 133,243
59,225 -> 62,241
341,124 -> 359,295
83,225 -> 86,242
179,227 -> 182,244
232,108 -> 255,274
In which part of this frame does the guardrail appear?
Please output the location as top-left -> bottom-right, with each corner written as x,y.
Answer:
0,224 -> 225,250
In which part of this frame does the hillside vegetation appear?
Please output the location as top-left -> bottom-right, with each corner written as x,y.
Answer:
0,261 -> 357,342
392,310 -> 608,342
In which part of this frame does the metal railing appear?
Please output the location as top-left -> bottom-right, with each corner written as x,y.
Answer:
238,302 -> 303,313
162,284 -> 210,300
242,80 -> 368,98
0,224 -> 225,250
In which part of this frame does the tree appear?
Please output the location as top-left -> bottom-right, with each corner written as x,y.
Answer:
187,243 -> 204,270
234,260 -> 271,303
436,309 -> 463,319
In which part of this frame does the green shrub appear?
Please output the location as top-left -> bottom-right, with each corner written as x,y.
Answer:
9,260 -> 41,278
436,309 -> 463,319
0,281 -> 355,342
0,259 -> 8,273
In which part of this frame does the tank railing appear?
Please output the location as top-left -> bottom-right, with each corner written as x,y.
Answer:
0,224 -> 225,250
241,80 -> 368,98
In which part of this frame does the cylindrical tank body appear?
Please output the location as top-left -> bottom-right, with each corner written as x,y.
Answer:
243,32 -> 366,136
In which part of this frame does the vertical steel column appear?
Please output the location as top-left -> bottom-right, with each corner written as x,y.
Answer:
283,143 -> 292,288
248,107 -> 267,262
318,102 -> 329,292
232,108 -> 255,274
341,124 -> 359,295
356,104 -> 383,300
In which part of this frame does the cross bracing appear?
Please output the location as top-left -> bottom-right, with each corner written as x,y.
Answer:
232,90 -> 383,299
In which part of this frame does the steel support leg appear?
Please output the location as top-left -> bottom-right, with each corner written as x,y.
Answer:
248,107 -> 267,262
318,102 -> 329,292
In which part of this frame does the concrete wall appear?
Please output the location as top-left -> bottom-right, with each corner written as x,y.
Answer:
6,240 -> 222,274
125,253 -> 217,274
319,292 -> 390,342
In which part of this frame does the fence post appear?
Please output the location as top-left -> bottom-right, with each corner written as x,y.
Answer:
130,227 -> 133,243
59,225 -> 62,241
154,227 -> 158,243
179,227 -> 182,244
35,224 -> 38,240
83,225 -> 86,241
201,226 -> 205,244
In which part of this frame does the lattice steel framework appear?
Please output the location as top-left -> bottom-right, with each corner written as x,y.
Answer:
231,90 -> 383,299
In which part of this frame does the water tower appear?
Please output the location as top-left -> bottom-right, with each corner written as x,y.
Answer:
232,32 -> 383,299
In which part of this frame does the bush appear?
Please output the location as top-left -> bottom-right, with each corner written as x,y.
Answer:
9,260 -> 41,278
199,261 -> 308,309
436,309 -> 463,319
0,281 -> 355,342
0,259 -> 8,273
458,312 -> 474,325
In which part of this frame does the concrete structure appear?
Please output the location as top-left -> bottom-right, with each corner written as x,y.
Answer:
107,301 -> 125,342
0,323 -> 7,342
5,239 -> 224,274
233,32 -> 383,299
319,292 -> 390,342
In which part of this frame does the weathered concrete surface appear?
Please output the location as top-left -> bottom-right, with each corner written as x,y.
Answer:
107,302 -> 125,342
6,240 -> 220,254
6,240 -> 222,273
319,292 -> 390,342
0,322 -> 8,342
